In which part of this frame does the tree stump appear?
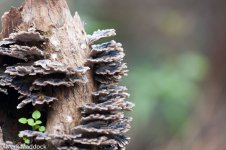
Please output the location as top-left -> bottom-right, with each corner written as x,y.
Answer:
0,127 -> 3,150
0,0 -> 133,149
0,0 -> 94,141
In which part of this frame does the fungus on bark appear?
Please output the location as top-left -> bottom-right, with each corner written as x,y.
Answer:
17,94 -> 58,109
0,0 -> 134,149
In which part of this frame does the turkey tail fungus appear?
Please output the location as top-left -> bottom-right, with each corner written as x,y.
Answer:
0,0 -> 134,149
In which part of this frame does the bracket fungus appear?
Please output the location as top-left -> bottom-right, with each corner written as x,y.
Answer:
0,1 -> 134,149
17,94 -> 58,109
14,29 -> 134,149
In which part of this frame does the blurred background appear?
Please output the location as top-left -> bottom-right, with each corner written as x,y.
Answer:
1,0 -> 226,150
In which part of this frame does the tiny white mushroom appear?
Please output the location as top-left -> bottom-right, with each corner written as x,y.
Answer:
66,116 -> 73,123
80,43 -> 86,49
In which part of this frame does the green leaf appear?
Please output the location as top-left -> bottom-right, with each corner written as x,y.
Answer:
18,118 -> 27,124
39,126 -> 46,132
18,133 -> 23,138
24,138 -> 30,144
33,125 -> 40,130
35,120 -> 42,125
32,110 -> 41,120
27,118 -> 35,126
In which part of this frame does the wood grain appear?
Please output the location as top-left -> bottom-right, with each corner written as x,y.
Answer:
0,0 -> 95,147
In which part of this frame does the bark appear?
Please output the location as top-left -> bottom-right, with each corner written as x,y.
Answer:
0,128 -> 2,141
0,128 -> 3,150
0,1 -> 133,149
0,0 -> 95,146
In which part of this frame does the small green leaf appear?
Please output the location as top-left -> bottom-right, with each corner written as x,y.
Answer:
27,118 -> 35,126
18,118 -> 27,124
24,138 -> 30,144
32,110 -> 41,120
33,125 -> 40,130
18,133 -> 23,138
35,120 -> 42,125
39,126 -> 46,132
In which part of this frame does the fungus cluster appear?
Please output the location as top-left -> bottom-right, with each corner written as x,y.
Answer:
0,28 -> 134,149
0,30 -> 88,110
73,29 -> 134,149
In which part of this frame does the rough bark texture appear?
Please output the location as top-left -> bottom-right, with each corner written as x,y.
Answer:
0,127 -> 3,144
0,0 -> 94,145
0,1 -> 133,149
0,128 -> 3,149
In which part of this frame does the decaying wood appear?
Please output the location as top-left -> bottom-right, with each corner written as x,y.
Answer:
0,127 -> 3,150
0,127 -> 3,144
0,0 -> 95,147
0,0 -> 133,149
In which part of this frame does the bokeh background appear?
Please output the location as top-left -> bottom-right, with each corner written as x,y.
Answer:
1,0 -> 226,150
